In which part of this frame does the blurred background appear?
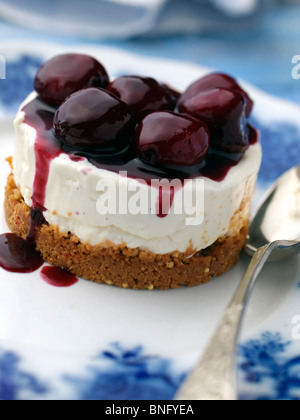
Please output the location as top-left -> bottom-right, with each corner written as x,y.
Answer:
0,0 -> 299,107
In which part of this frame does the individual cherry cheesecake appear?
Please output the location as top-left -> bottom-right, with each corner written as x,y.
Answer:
4,53 -> 262,289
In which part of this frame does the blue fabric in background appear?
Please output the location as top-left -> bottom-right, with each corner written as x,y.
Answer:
0,0 -> 299,104
0,0 -> 268,39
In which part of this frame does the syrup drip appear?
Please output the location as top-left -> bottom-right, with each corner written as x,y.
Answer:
27,207 -> 46,243
0,233 -> 79,287
0,233 -> 43,273
40,266 -> 78,287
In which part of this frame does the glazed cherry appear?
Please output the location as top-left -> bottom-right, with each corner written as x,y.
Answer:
34,54 -> 109,106
53,88 -> 136,152
179,88 -> 249,153
106,76 -> 176,121
134,111 -> 210,167
178,73 -> 253,118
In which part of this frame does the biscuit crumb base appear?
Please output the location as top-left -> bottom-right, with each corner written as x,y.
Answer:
4,174 -> 249,290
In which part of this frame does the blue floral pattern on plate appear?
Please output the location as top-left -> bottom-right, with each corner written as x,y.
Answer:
0,55 -> 42,115
64,343 -> 185,400
0,344 -> 184,400
1,333 -> 300,400
251,118 -> 300,186
0,350 -> 48,400
238,332 -> 300,401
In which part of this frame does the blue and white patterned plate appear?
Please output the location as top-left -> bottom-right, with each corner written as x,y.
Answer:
0,41 -> 300,401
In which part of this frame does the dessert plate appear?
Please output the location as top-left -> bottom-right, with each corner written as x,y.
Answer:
0,41 -> 300,401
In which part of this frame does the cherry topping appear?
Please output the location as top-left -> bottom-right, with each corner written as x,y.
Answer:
106,76 -> 176,121
178,88 -> 249,153
178,73 -> 253,117
161,84 -> 181,109
134,111 -> 210,167
34,54 -> 109,106
53,88 -> 136,152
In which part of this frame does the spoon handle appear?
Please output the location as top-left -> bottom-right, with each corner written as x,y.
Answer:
175,243 -> 274,401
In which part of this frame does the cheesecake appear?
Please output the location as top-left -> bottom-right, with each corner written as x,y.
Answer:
5,54 -> 262,289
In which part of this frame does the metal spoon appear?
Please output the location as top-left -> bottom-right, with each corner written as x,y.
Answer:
175,164 -> 300,401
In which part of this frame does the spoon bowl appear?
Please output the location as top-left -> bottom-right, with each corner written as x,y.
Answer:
246,164 -> 300,260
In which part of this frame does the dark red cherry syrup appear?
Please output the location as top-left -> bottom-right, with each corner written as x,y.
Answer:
0,233 -> 43,273
27,207 -> 46,242
40,266 -> 78,287
0,230 -> 79,287
0,232 -> 78,287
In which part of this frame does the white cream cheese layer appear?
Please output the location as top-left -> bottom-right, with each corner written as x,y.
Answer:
13,92 -> 262,254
